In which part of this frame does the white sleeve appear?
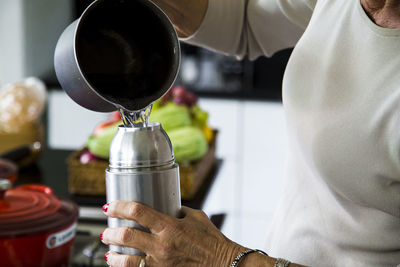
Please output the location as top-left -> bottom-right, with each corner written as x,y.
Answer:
180,0 -> 317,59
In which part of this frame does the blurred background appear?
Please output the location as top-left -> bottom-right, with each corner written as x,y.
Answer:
0,0 -> 290,265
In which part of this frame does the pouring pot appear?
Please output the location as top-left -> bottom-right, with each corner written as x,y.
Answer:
0,179 -> 79,267
54,0 -> 180,112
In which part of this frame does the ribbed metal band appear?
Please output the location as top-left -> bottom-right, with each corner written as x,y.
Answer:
230,249 -> 268,267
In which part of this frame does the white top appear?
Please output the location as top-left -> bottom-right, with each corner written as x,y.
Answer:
183,0 -> 400,266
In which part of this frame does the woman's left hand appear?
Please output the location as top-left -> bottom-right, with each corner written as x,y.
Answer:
101,201 -> 244,267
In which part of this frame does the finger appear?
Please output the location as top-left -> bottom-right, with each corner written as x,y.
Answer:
180,206 -> 195,216
180,206 -> 208,220
101,227 -> 156,253
106,251 -> 149,267
105,201 -> 169,233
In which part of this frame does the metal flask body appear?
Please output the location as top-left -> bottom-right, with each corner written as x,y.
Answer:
106,123 -> 181,255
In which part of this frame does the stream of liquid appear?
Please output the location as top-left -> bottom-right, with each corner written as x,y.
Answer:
119,104 -> 153,128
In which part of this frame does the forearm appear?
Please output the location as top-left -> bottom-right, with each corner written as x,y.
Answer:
150,0 -> 208,37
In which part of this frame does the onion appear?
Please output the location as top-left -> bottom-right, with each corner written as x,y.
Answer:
80,150 -> 98,164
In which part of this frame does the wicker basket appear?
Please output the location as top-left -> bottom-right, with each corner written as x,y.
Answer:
67,131 -> 217,200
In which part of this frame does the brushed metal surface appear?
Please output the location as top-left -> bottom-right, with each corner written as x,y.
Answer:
109,123 -> 174,169
106,165 -> 180,255
106,123 -> 181,255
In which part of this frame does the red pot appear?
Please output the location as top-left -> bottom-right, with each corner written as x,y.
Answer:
0,179 -> 79,267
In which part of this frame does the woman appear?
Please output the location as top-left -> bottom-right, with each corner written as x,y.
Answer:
101,0 -> 400,266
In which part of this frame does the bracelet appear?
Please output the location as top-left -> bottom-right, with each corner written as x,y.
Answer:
273,258 -> 291,267
230,249 -> 269,267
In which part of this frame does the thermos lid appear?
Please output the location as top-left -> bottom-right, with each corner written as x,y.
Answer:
109,123 -> 174,168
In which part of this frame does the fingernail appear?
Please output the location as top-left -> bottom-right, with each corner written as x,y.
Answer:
102,203 -> 109,213
104,251 -> 110,261
100,232 -> 103,241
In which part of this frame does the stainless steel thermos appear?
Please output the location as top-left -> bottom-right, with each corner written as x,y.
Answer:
106,123 -> 181,255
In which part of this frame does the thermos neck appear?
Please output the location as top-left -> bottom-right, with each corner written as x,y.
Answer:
109,123 -> 175,169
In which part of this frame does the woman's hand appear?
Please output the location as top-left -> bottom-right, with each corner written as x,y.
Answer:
101,201 -> 245,267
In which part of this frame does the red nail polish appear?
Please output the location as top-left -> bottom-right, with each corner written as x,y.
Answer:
102,203 -> 109,213
100,232 -> 103,241
104,252 -> 109,261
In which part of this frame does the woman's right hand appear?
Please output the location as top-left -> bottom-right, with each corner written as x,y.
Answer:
149,0 -> 208,37
101,202 -> 245,267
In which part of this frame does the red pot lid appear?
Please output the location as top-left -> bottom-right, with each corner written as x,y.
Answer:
0,181 -> 79,237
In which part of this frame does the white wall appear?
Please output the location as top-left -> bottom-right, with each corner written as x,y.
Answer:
48,90 -> 110,149
199,99 -> 288,249
0,0 -> 73,85
0,0 -> 24,85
